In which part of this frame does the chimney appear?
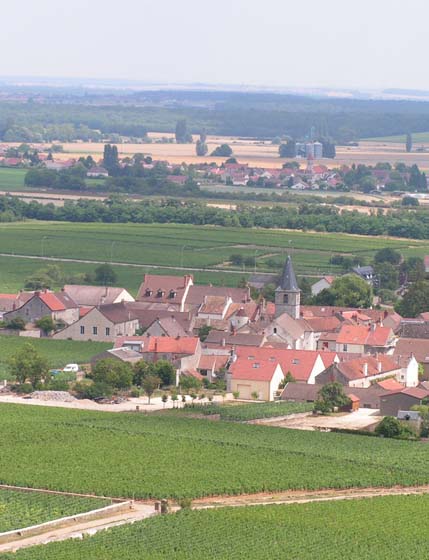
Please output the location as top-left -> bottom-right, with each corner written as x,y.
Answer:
370,323 -> 376,332
363,362 -> 368,376
221,338 -> 226,348
377,361 -> 382,372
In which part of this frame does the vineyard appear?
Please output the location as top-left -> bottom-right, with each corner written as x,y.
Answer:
188,401 -> 313,421
2,495 -> 429,559
1,404 -> 429,499
0,336 -> 110,380
0,489 -> 107,533
0,221 -> 428,278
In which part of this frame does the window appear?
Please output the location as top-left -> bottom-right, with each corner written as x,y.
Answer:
80,326 -> 85,335
92,326 -> 98,335
283,294 -> 289,304
105,327 -> 110,336
273,327 -> 277,334
252,363 -> 260,369
343,344 -> 348,352
292,359 -> 299,365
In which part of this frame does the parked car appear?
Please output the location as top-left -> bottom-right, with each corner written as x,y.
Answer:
63,364 -> 79,373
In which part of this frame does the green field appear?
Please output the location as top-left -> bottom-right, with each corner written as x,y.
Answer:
0,489 -> 107,533
1,404 -> 429,499
0,221 -> 427,281
0,169 -> 27,192
1,495 -> 428,559
365,132 -> 429,143
0,255 -> 245,295
0,336 -> 110,380
187,401 -> 314,421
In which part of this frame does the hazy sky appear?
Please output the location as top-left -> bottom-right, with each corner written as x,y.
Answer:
2,0 -> 428,90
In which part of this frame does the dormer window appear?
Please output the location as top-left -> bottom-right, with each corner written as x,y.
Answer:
145,289 -> 153,297
157,289 -> 165,298
252,363 -> 260,368
169,290 -> 177,299
292,359 -> 299,365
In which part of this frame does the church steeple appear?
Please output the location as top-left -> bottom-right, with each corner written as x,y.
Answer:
275,255 -> 301,319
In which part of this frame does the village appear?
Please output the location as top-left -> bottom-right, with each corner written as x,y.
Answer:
0,252 -> 427,433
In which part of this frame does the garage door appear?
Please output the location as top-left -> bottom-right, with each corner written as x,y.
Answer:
237,384 -> 252,400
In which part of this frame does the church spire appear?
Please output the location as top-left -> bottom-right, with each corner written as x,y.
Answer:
275,255 -> 301,319
278,255 -> 299,291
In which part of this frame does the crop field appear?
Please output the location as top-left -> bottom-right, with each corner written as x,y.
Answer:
0,169 -> 27,192
1,404 -> 429,499
2,495 -> 429,559
365,132 -> 429,143
190,401 -> 314,421
0,489 -> 107,533
0,336 -> 110,380
0,221 -> 428,279
0,255 -> 244,295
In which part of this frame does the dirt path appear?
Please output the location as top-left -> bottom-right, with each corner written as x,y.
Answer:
0,502 -> 155,554
2,484 -> 429,552
192,484 -> 429,509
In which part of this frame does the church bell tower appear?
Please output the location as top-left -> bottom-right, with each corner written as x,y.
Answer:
275,255 -> 301,319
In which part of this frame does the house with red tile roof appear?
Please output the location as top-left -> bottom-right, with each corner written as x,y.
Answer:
140,336 -> 202,382
335,324 -> 395,354
230,345 -> 338,385
137,274 -> 193,312
315,353 -> 418,388
229,358 -> 284,401
4,290 -> 79,327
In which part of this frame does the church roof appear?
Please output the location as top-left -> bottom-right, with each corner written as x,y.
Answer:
277,256 -> 300,292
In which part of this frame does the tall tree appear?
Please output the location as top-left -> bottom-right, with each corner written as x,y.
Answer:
175,120 -> 191,143
406,133 -> 413,153
8,343 -> 49,387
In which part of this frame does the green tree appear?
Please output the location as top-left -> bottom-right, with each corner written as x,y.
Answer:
211,144 -> 232,157
279,140 -> 296,158
406,132 -> 412,153
374,248 -> 401,265
175,120 -> 191,143
103,144 -> 119,175
8,343 -> 49,387
94,263 -> 117,285
4,317 -> 26,330
314,382 -> 350,413
133,360 -> 151,386
91,359 -> 133,389
35,315 -> 55,335
198,325 -> 212,342
374,262 -> 399,291
152,360 -> 176,386
395,281 -> 429,317
142,375 -> 160,404
313,275 -> 372,308
400,257 -> 425,284
375,416 -> 414,439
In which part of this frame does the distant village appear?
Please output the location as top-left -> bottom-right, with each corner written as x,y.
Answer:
0,141 -> 426,195
1,254 -> 429,418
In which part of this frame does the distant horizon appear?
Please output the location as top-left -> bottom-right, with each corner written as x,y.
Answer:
2,75 -> 429,102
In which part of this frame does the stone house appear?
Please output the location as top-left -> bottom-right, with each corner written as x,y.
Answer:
53,303 -> 138,342
4,291 -> 79,326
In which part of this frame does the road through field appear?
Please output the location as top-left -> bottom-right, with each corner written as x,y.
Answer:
3,484 -> 429,553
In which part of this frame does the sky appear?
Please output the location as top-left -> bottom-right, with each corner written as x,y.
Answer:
2,0 -> 428,91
